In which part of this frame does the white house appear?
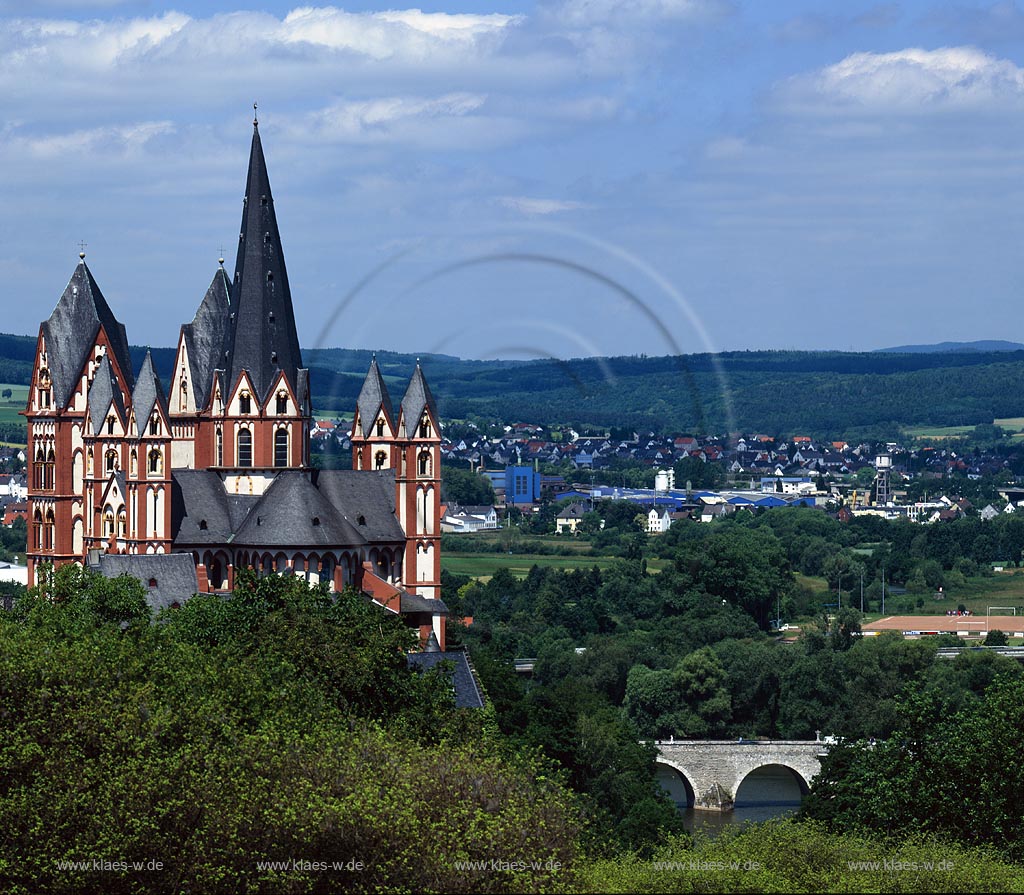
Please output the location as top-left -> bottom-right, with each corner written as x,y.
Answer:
647,507 -> 672,534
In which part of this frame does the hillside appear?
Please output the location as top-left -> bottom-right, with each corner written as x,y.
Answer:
4,332 -> 1024,438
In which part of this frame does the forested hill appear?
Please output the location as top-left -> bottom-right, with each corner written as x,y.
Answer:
3,330 -> 1024,438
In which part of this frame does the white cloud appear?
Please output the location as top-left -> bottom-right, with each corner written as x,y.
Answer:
497,196 -> 587,215
7,121 -> 175,160
297,93 -> 487,143
787,46 -> 1024,112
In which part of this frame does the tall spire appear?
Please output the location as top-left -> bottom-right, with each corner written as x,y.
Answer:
400,360 -> 438,435
221,119 -> 304,402
356,355 -> 394,436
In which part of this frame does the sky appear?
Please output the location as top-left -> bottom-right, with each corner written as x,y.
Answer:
2,1 -> 1024,362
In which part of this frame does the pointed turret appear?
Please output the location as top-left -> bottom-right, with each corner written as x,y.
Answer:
356,356 -> 394,437
131,350 -> 168,436
222,120 -> 304,403
181,266 -> 232,412
400,361 -> 438,436
42,258 -> 134,410
87,354 -> 126,434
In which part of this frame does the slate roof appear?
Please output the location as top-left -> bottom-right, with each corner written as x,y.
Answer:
356,356 -> 394,437
131,351 -> 168,437
171,470 -> 260,544
182,267 -> 231,412
313,469 -> 406,543
93,553 -> 199,612
42,259 -> 134,410
87,354 -> 126,434
406,650 -> 486,709
400,362 -> 438,434
172,468 -> 405,548
231,471 -> 365,548
400,591 -> 449,615
222,122 -> 305,403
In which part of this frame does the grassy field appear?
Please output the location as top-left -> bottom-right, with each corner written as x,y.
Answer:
442,552 -> 667,581
795,569 -> 1024,619
901,424 -> 975,440
0,383 -> 28,432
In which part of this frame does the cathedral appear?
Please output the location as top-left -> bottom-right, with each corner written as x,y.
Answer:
24,118 -> 446,649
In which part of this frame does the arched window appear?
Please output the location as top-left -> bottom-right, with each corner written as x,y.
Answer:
238,391 -> 251,415
374,450 -> 386,470
274,428 -> 288,467
38,368 -> 51,409
103,505 -> 114,538
418,450 -> 431,477
45,449 -> 55,490
107,415 -> 116,435
105,449 -> 117,473
216,427 -> 224,466
44,510 -> 54,550
276,391 -> 288,415
179,379 -> 188,412
33,449 -> 44,490
419,419 -> 431,438
149,415 -> 159,435
87,447 -> 94,475
237,429 -> 252,467
32,510 -> 42,549
117,508 -> 126,537
148,449 -> 162,476
130,449 -> 138,477
376,419 -> 385,437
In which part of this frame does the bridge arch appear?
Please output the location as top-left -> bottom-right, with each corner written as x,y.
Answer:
733,763 -> 810,808
654,759 -> 697,810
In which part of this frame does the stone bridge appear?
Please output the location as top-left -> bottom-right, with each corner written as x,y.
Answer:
654,739 -> 830,811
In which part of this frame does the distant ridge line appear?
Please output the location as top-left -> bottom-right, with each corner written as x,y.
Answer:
875,340 -> 1024,354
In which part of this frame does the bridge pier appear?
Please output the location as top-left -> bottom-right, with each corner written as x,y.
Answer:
654,739 -> 829,813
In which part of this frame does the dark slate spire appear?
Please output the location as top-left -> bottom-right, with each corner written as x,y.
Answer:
42,259 -> 134,410
222,120 -> 304,402
356,356 -> 394,437
400,361 -> 438,435
88,353 -> 126,434
182,266 -> 231,412
131,350 -> 168,437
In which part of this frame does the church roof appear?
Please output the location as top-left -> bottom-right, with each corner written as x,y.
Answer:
400,362 -> 437,433
222,121 -> 304,403
43,259 -> 134,410
131,350 -> 168,437
171,468 -> 405,548
231,471 -> 365,548
406,650 -> 486,709
88,354 -> 126,434
356,356 -> 394,436
92,553 -> 199,612
182,266 -> 231,412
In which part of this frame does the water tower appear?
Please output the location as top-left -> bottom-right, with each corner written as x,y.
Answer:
874,454 -> 892,506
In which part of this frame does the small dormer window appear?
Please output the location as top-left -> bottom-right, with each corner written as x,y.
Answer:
148,578 -> 157,588
199,519 -> 208,531
357,515 -> 366,526
238,392 -> 251,415
312,516 -> 320,527
271,351 -> 278,364
269,311 -> 275,323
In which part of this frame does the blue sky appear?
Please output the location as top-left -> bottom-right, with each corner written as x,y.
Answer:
2,1 -> 1024,361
